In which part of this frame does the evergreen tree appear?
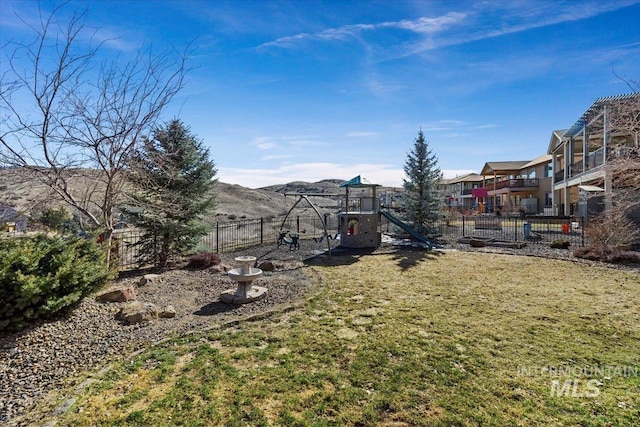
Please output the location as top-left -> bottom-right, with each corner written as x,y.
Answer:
126,119 -> 217,267
402,129 -> 443,233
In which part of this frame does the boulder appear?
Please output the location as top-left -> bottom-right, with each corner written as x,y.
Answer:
137,274 -> 163,287
210,263 -> 232,273
160,305 -> 177,318
258,261 -> 275,271
469,238 -> 486,248
550,240 -> 571,249
96,286 -> 136,303
116,301 -> 160,324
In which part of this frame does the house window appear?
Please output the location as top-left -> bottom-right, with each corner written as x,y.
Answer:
544,163 -> 553,178
545,192 -> 553,207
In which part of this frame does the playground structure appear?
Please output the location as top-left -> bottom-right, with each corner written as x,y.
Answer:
338,175 -> 382,248
279,194 -> 334,254
276,175 -> 436,253
338,175 -> 435,250
380,210 -> 433,249
277,230 -> 300,250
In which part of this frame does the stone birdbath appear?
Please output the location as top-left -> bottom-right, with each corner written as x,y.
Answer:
221,256 -> 267,304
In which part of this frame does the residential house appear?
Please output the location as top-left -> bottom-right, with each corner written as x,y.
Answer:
479,155 -> 553,214
0,203 -> 28,232
440,173 -> 484,212
547,93 -> 640,216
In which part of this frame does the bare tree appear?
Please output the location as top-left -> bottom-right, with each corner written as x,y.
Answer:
582,82 -> 640,258
0,3 -> 192,266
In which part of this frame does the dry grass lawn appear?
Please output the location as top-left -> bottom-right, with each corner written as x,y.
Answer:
43,250 -> 639,426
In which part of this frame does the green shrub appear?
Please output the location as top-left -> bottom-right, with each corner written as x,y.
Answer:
0,234 -> 112,334
38,206 -> 71,232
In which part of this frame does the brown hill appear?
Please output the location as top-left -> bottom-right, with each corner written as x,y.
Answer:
260,179 -> 344,195
0,168 -> 343,222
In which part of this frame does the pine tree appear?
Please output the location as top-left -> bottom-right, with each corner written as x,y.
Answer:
126,119 -> 217,267
402,129 -> 443,233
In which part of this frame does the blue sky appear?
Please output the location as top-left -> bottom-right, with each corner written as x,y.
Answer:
2,0 -> 640,188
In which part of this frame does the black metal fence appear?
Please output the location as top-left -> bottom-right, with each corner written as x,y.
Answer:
114,215 -> 340,270
377,214 -> 586,247
431,216 -> 585,246
114,214 -> 589,270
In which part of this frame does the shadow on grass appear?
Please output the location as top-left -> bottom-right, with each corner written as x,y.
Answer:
388,246 -> 444,270
303,246 -> 377,267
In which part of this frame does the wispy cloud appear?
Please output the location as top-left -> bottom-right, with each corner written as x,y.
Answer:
287,139 -> 329,147
0,2 -> 140,52
260,154 -> 294,161
420,119 -> 497,134
219,162 -> 477,188
252,137 -> 278,150
257,12 -> 466,50
421,120 -> 466,131
473,124 -> 498,130
347,131 -> 378,138
401,1 -> 640,58
218,162 -> 403,188
256,1 -> 639,60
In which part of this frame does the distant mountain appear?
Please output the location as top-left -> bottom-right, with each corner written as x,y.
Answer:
0,169 -> 342,222
259,179 -> 344,195
0,168 -> 407,225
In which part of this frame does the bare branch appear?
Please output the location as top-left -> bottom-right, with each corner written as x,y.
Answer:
1,2 -> 192,238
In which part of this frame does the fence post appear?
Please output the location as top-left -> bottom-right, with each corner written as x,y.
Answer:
216,222 -> 219,253
581,217 -> 585,246
260,217 -> 264,245
296,216 -> 300,234
462,215 -> 465,236
514,217 -> 518,242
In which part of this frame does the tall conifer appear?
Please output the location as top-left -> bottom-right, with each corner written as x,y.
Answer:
402,129 -> 442,232
126,119 -> 217,267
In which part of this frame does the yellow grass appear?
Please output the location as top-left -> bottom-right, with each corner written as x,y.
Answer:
36,251 -> 640,426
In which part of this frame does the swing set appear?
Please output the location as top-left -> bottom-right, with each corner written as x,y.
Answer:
278,193 -> 336,255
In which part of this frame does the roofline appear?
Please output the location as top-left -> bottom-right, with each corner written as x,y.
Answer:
564,92 -> 639,139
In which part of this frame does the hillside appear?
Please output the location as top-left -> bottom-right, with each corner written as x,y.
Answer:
259,179 -> 344,195
0,169 -> 343,222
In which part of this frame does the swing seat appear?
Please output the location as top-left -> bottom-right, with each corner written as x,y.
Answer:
277,230 -> 289,248
278,231 -> 299,250
285,233 -> 300,250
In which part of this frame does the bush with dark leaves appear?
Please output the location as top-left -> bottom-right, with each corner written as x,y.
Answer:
186,252 -> 221,269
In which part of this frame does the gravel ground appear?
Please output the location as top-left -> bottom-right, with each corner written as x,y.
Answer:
0,239 -> 335,426
1,236 -> 637,426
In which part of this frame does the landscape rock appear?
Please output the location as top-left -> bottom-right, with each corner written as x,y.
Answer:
550,240 -> 571,249
469,238 -> 486,248
95,286 -> 137,303
258,261 -> 275,271
160,305 -> 177,318
137,274 -> 163,287
210,263 -> 232,273
116,301 -> 160,324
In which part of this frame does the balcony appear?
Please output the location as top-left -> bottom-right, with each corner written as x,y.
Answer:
554,147 -> 607,183
490,178 -> 539,191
